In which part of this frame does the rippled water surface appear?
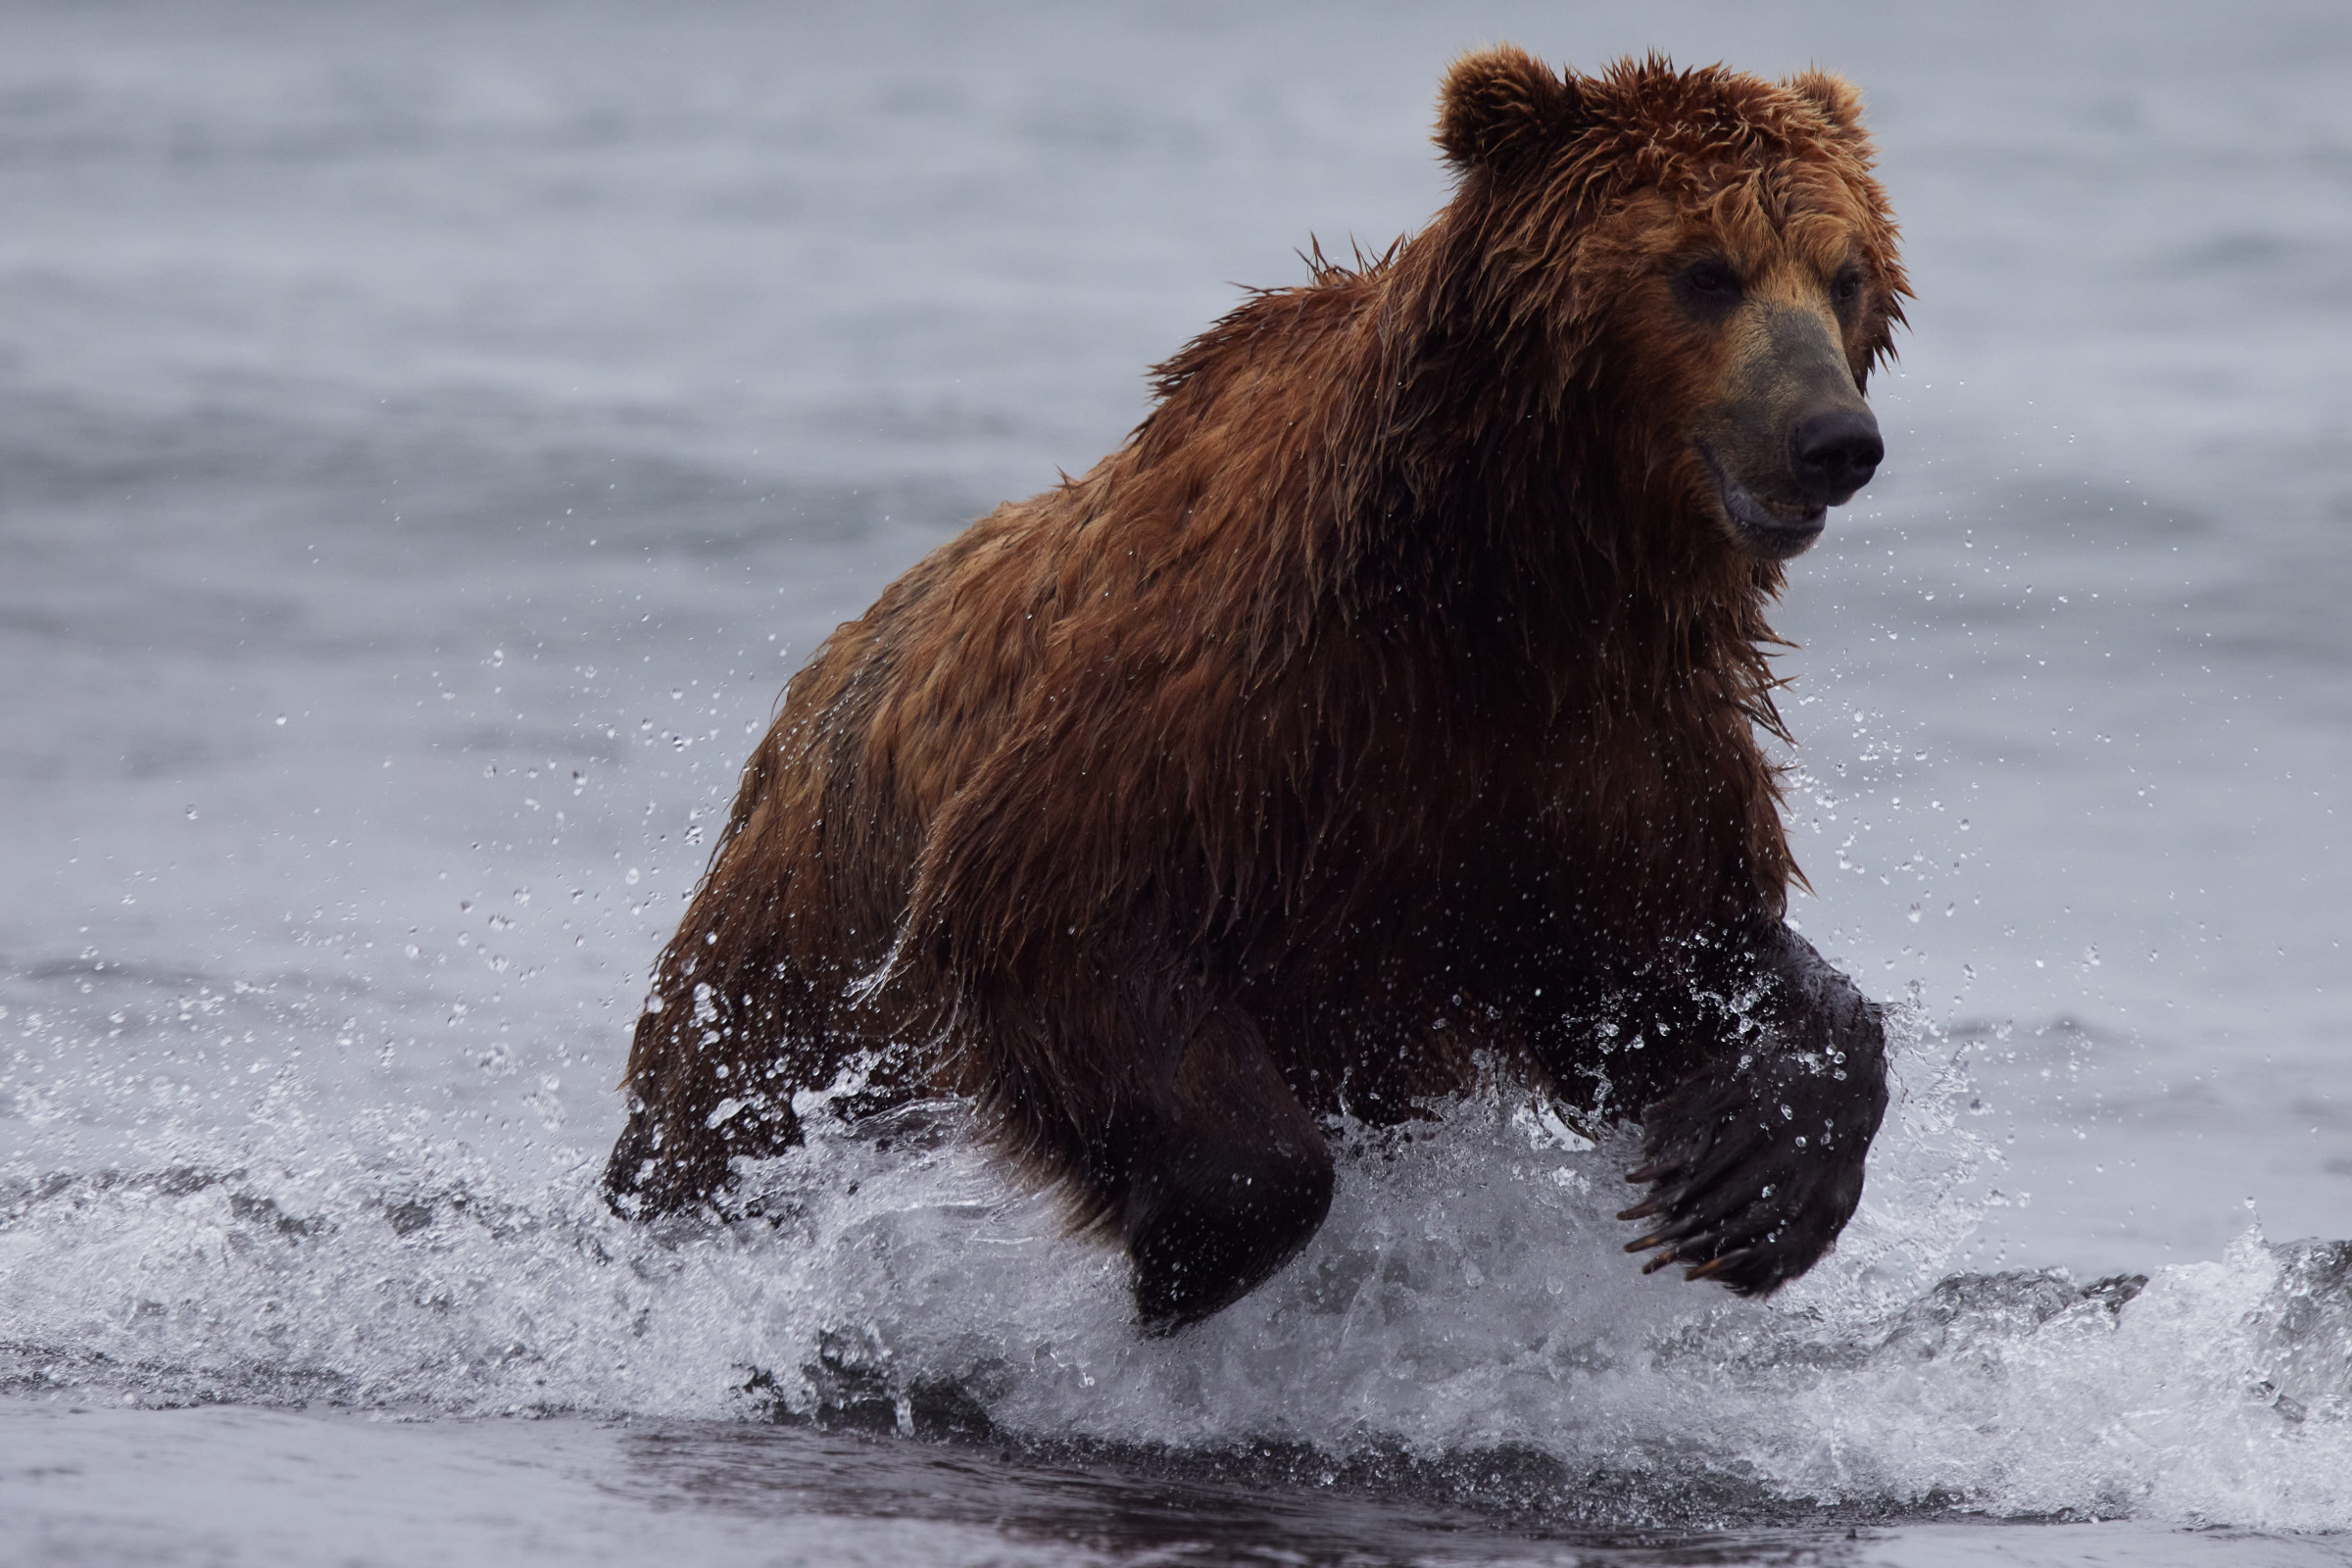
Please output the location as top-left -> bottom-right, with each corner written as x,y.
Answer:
5,2 -> 2352,1563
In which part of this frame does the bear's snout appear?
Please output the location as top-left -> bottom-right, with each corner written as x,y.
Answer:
1789,407 -> 1883,508
1700,303 -> 1885,558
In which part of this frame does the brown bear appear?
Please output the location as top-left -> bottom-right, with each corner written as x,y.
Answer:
606,46 -> 1908,1333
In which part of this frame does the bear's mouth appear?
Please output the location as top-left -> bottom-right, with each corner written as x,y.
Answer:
1702,449 -> 1827,560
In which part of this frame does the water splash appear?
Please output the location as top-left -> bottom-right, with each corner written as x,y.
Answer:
3,1017 -> 2347,1533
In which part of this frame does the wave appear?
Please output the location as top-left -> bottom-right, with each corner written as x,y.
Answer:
2,1018 -> 2347,1534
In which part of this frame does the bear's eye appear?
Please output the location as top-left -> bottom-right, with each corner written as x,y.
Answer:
1684,260 -> 1740,297
1675,259 -> 1742,318
1832,270 -> 1864,306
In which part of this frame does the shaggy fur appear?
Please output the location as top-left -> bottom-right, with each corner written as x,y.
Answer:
607,47 -> 1909,1331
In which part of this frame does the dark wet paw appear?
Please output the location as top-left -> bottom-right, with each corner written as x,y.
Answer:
1615,1046 -> 1885,1296
1125,1135 -> 1334,1334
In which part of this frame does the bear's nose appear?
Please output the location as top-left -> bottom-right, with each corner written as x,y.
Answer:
1789,409 -> 1884,505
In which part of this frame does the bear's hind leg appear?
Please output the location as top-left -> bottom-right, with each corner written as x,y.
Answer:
603,1001 -> 807,1218
1110,1010 -> 1333,1333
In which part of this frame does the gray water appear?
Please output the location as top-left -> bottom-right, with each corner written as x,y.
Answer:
4,2 -> 2352,1563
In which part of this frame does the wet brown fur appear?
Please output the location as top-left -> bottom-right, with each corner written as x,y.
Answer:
608,50 -> 1909,1302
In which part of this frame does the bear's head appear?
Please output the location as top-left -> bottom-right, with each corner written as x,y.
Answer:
1434,46 -> 1908,564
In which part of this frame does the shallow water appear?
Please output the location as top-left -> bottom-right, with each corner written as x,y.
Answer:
4,2 -> 2352,1563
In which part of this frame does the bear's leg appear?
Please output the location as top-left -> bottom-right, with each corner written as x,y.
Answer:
603,1004 -> 804,1218
1617,921 -> 1888,1295
1111,1009 -> 1334,1333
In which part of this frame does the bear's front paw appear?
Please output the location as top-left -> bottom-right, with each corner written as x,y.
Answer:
1615,1042 -> 1884,1296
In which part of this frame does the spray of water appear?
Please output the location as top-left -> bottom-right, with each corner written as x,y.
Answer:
3,1009 -> 2347,1532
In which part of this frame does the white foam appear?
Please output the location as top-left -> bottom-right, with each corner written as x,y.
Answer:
4,1017 -> 2348,1531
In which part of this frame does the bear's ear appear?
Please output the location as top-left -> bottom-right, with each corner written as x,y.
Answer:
1782,69 -> 1865,131
1436,44 -> 1586,172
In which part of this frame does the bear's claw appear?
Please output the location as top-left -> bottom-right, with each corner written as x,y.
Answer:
1618,1034 -> 1885,1297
